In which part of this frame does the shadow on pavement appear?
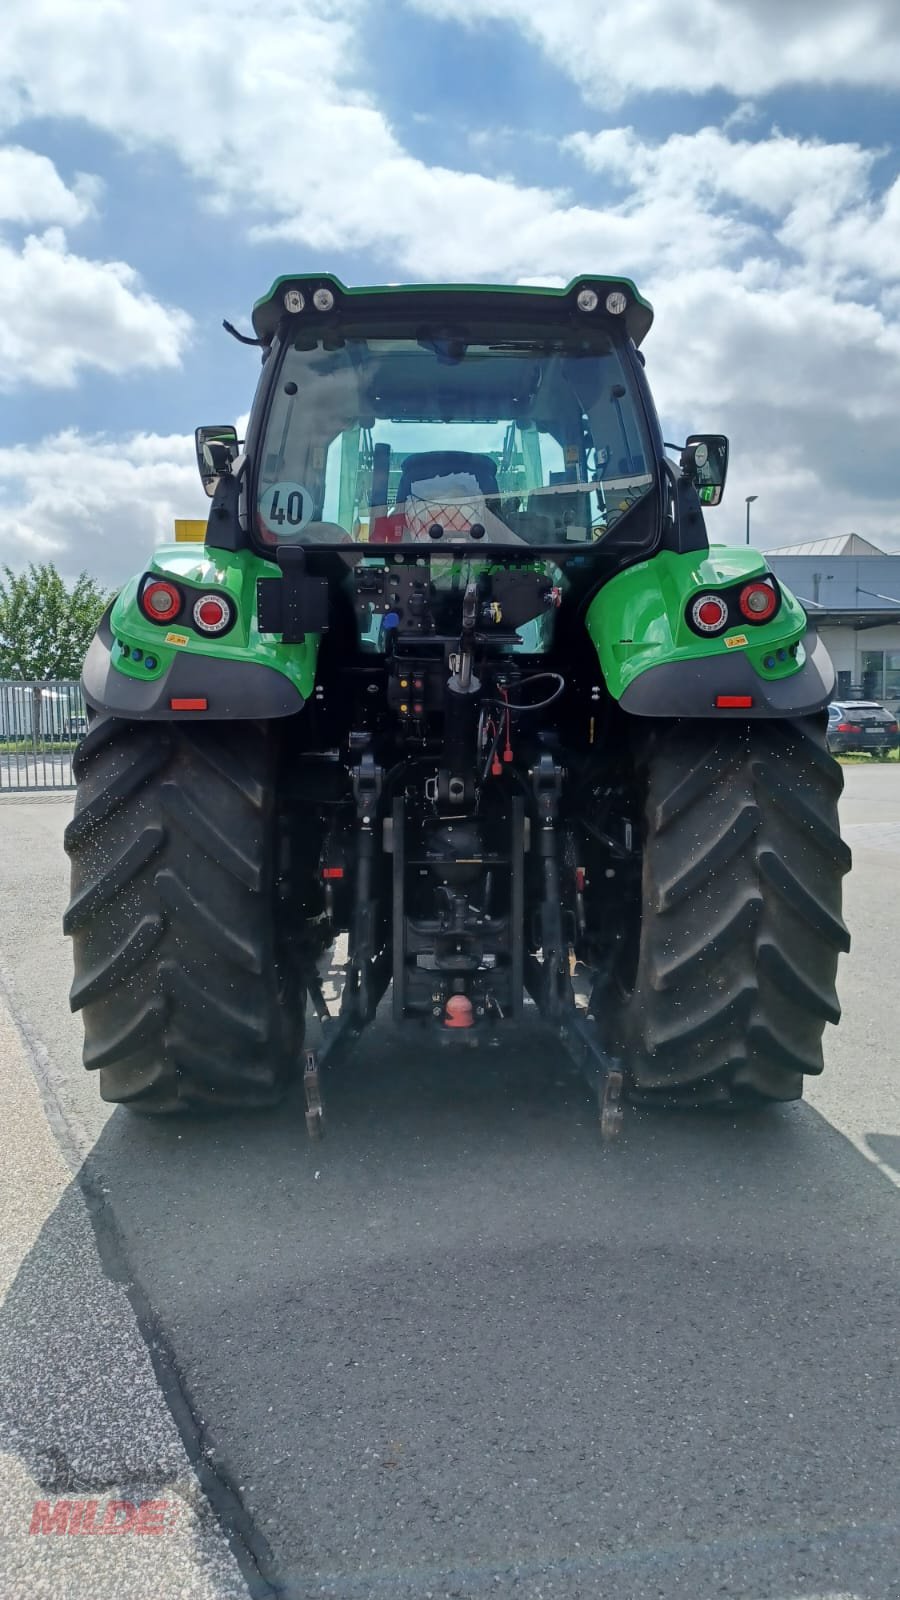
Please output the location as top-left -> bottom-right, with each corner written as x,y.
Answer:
4,1024 -> 900,1600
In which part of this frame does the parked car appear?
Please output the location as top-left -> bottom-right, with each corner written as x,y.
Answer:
826,700 -> 899,755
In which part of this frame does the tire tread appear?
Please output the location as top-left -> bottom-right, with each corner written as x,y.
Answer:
65,717 -> 299,1111
619,715 -> 850,1105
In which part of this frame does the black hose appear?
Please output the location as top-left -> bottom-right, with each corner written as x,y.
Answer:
486,673 -> 565,715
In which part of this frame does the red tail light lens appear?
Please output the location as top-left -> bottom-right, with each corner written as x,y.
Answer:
738,581 -> 778,622
141,580 -> 182,623
192,593 -> 234,635
690,593 -> 729,633
835,722 -> 862,733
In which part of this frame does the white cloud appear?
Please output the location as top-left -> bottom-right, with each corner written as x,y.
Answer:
0,145 -> 100,226
0,226 -> 192,389
643,266 -> 900,551
566,123 -> 900,296
568,125 -> 876,228
0,1 -> 753,283
1,5 -> 896,293
0,429 -> 206,582
0,1 -> 897,558
0,141 -> 190,387
407,0 -> 900,103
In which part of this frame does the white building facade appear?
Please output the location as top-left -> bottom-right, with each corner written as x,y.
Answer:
767,542 -> 900,713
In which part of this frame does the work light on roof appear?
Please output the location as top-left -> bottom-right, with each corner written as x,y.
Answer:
283,289 -> 305,313
312,287 -> 335,312
576,288 -> 599,312
605,291 -> 628,315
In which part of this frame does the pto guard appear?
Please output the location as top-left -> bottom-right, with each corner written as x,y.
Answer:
587,546 -> 835,719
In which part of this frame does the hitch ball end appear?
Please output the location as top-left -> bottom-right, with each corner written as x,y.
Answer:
444,996 -> 474,1029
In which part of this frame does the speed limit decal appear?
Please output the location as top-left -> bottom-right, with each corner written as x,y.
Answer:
258,481 -> 313,534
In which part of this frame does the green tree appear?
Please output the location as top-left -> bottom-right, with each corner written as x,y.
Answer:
0,563 -> 111,739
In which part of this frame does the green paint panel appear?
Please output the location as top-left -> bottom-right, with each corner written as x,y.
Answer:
586,546 -> 809,701
109,546 -> 320,701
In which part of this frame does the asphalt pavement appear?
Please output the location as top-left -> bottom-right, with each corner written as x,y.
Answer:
1,768 -> 898,1600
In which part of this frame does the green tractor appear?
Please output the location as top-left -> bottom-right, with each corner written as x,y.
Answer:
64,275 -> 850,1138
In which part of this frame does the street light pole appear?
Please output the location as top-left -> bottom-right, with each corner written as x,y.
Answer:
745,493 -> 758,545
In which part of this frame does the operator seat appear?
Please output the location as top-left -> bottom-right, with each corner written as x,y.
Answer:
395,451 -> 500,505
394,450 -> 527,542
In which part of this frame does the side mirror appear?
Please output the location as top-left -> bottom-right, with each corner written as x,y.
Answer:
680,434 -> 729,506
195,425 -> 239,498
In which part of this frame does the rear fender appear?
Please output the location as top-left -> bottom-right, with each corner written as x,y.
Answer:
82,545 -> 317,721
586,546 -> 834,718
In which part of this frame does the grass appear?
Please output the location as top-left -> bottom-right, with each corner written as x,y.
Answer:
836,746 -> 900,765
0,739 -> 78,755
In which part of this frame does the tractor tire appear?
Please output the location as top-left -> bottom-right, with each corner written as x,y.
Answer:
64,715 -> 301,1111
611,715 -> 851,1106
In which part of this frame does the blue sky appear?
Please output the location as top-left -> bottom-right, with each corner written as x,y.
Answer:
1,0 -> 899,582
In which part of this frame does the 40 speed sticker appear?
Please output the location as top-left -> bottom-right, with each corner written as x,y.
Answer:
258,481 -> 313,535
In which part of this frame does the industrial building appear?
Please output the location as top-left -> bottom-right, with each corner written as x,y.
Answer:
767,535 -> 900,713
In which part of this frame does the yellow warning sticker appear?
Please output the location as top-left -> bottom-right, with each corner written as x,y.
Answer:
165,631 -> 189,647
724,633 -> 748,648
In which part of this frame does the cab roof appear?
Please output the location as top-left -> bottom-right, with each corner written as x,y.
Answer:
251,274 -> 654,348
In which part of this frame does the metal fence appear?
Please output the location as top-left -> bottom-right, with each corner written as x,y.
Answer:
0,680 -> 85,792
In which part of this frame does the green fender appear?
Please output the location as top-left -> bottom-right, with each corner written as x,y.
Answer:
81,545 -> 319,721
585,547 -> 835,718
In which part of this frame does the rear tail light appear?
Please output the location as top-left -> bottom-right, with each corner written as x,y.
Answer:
192,593 -> 234,635
141,580 -> 182,623
835,722 -> 862,733
886,721 -> 898,733
690,593 -> 729,634
738,581 -> 779,623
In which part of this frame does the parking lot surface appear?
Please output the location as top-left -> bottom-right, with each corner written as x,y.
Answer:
1,766 -> 898,1600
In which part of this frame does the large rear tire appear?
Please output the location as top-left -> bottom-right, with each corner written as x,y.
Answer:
610,716 -> 851,1105
64,716 -> 302,1111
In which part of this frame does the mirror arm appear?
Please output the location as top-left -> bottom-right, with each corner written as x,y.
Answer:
663,442 -> 699,483
206,458 -> 248,553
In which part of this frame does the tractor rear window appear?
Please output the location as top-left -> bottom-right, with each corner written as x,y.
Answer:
254,329 -> 653,548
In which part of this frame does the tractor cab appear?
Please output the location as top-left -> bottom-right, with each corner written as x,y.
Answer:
198,277 -> 726,664
248,296 -> 657,554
